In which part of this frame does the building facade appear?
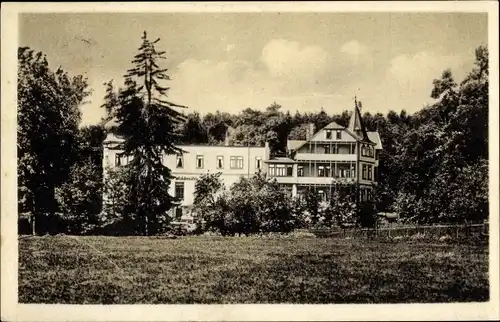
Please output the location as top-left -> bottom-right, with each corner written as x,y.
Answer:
267,100 -> 382,202
102,134 -> 269,220
102,100 -> 382,219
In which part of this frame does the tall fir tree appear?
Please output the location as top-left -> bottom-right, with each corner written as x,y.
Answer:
111,31 -> 187,235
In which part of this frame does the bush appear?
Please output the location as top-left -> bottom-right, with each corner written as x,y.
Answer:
54,162 -> 103,235
193,172 -> 300,236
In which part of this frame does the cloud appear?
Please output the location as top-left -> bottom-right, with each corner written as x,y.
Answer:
340,40 -> 366,58
387,51 -> 469,95
388,51 -> 463,85
339,40 -> 374,71
260,39 -> 330,80
167,39 -> 340,113
380,51 -> 473,112
81,42 -> 476,125
166,38 -> 386,115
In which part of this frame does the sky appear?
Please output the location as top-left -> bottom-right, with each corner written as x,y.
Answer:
19,12 -> 488,126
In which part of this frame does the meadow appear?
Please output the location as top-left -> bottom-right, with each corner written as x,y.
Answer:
18,235 -> 489,304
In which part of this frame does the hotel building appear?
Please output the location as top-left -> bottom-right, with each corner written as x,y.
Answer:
102,100 -> 382,218
268,100 -> 382,202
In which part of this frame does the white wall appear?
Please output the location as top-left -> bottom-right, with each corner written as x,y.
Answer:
102,134 -> 269,207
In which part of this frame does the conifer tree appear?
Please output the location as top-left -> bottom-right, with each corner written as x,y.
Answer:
110,31 -> 187,235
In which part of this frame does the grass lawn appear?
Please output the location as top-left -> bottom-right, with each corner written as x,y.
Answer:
18,235 -> 489,304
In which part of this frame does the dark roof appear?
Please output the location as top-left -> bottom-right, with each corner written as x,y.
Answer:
348,99 -> 373,143
265,157 -> 296,164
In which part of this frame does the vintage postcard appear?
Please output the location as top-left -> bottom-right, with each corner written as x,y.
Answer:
1,1 -> 499,321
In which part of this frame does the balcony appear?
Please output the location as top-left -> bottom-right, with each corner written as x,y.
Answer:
272,176 -> 356,185
295,153 -> 357,161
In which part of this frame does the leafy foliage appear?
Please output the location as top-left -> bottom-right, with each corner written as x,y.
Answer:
194,172 -> 298,235
55,162 -> 103,234
391,45 -> 489,224
18,46 -> 90,235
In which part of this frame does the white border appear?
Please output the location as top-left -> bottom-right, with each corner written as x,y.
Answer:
2,2 -> 499,321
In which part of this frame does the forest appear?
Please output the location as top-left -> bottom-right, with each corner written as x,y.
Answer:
17,33 -> 489,235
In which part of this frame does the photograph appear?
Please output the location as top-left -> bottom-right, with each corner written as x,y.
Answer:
1,2 -> 499,321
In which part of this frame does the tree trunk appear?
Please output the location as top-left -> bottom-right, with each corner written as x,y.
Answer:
31,212 -> 36,236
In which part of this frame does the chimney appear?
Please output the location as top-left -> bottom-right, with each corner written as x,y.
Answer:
306,123 -> 316,140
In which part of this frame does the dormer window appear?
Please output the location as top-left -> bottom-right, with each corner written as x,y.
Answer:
336,130 -> 342,139
326,130 -> 332,139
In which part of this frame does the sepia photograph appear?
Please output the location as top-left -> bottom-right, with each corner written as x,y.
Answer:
1,2 -> 499,321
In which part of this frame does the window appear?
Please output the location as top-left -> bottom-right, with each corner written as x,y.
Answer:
216,156 -> 224,169
122,154 -> 129,165
326,130 -> 332,139
230,156 -> 243,169
255,157 -> 262,170
362,164 -> 367,180
339,163 -> 350,178
351,144 -> 356,154
269,164 -> 292,177
115,154 -> 121,166
175,182 -> 185,200
323,145 -> 331,154
298,165 -> 304,177
196,155 -> 204,169
318,189 -> 325,201
176,154 -> 183,168
318,166 -> 325,177
367,189 -> 372,201
276,165 -> 286,176
368,165 -> 372,180
351,164 -> 356,178
362,145 -> 374,157
336,130 -> 342,139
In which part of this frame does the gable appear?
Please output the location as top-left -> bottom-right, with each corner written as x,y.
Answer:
309,128 -> 357,142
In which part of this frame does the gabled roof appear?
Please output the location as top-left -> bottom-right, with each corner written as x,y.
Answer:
286,99 -> 382,152
323,121 -> 344,130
